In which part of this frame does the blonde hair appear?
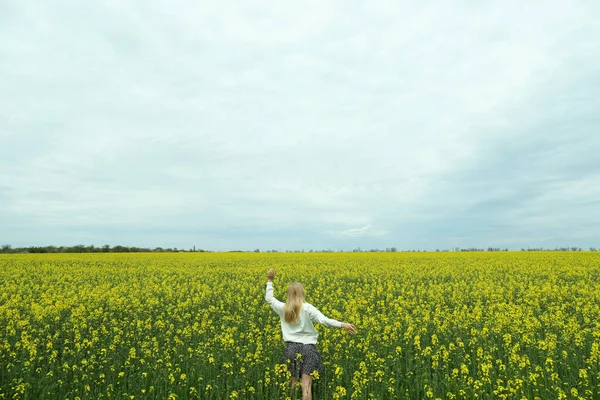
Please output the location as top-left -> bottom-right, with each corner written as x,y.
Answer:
284,282 -> 305,323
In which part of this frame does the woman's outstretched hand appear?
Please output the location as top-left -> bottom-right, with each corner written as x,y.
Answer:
267,268 -> 275,282
342,323 -> 357,334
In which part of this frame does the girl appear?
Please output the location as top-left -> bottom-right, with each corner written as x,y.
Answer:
265,268 -> 357,400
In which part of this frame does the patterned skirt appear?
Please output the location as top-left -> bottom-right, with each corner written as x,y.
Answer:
282,342 -> 323,378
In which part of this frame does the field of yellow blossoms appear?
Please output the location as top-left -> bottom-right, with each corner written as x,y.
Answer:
1,252 -> 599,399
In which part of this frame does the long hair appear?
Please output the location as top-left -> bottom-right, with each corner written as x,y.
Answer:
284,282 -> 305,323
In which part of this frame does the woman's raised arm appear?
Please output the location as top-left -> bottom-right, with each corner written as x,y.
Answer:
265,268 -> 284,315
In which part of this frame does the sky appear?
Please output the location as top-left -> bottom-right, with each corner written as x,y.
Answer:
1,1 -> 599,251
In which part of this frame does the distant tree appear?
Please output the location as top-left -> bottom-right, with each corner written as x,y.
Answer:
71,244 -> 84,253
254,249 -> 260,253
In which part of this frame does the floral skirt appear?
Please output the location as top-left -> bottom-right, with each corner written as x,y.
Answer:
282,342 -> 322,378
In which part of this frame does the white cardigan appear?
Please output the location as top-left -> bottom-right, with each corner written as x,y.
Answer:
265,281 -> 342,344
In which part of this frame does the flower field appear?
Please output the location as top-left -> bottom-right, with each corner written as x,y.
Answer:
1,252 -> 599,399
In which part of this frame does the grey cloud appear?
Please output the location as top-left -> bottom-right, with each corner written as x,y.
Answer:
1,0 -> 599,249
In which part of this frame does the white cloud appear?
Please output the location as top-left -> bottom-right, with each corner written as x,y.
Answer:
334,225 -> 389,238
1,0 -> 599,249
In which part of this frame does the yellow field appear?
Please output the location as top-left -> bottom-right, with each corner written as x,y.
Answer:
1,252 -> 599,399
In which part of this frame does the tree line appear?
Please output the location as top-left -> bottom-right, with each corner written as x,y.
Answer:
1,244 -> 597,254
0,244 -> 207,254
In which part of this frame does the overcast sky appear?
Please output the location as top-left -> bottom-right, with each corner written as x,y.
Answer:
1,1 -> 599,251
